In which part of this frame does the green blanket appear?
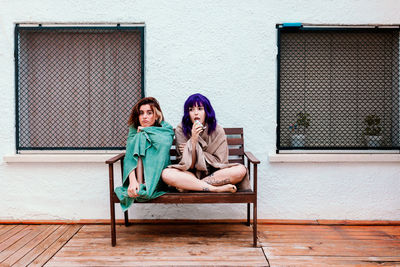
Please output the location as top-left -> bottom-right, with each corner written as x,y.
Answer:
115,121 -> 174,211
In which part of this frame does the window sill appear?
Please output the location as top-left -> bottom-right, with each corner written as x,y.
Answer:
3,153 -> 122,163
268,153 -> 400,163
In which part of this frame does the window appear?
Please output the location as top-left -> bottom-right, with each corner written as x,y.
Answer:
15,25 -> 144,151
277,25 -> 400,151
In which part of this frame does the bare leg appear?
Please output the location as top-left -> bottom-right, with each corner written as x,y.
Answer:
162,168 -> 237,193
136,157 -> 144,184
202,165 -> 247,186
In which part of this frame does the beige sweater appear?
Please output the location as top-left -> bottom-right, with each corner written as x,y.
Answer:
169,123 -> 250,191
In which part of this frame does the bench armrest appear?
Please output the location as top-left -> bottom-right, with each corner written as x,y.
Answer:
105,153 -> 125,164
244,151 -> 260,164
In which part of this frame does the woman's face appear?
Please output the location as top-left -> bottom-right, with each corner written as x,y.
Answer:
189,103 -> 206,125
139,104 -> 156,127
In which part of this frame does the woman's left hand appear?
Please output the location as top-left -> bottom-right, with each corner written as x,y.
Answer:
137,126 -> 145,132
127,177 -> 140,198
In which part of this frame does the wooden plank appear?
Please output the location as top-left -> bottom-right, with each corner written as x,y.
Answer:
228,158 -> 244,164
265,254 -> 400,266
261,242 -> 400,256
227,138 -> 243,145
112,191 -> 255,204
46,259 -> 267,267
259,225 -> 400,236
259,224 -> 400,266
0,225 -> 17,237
0,225 -> 48,263
47,257 -> 267,267
259,219 -> 319,225
46,223 -> 267,267
1,225 -> 59,267
73,225 -> 255,236
2,224 -> 398,267
68,234 -> 255,244
229,147 -> 244,155
317,220 -> 400,226
0,225 -> 33,251
28,225 -> 81,267
142,192 -> 255,203
13,225 -> 69,267
59,246 -> 262,255
80,224 -> 254,235
224,128 -> 243,135
261,224 -> 400,240
0,225 -> 27,243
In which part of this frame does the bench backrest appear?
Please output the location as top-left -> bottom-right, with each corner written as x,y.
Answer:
170,128 -> 244,165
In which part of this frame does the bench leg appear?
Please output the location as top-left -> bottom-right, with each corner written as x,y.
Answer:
109,164 -> 117,247
246,203 -> 250,226
253,201 -> 257,247
110,201 -> 116,247
124,210 -> 129,226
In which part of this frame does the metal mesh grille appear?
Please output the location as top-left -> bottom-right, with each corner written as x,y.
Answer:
278,29 -> 400,149
16,27 -> 143,150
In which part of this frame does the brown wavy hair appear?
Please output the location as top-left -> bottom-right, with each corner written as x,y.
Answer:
128,97 -> 164,128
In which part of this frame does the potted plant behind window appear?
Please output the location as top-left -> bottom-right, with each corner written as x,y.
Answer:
289,112 -> 310,147
364,114 -> 382,147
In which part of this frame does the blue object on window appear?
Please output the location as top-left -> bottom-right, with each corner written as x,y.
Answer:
282,23 -> 302,28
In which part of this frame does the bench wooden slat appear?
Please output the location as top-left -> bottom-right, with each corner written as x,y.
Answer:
113,192 -> 255,204
229,147 -> 244,155
227,138 -> 243,145
224,128 -> 243,135
228,159 -> 244,164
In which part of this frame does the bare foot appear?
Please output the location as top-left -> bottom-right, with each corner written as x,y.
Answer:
215,184 -> 237,193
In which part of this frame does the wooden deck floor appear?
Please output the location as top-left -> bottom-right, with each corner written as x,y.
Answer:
0,223 -> 399,266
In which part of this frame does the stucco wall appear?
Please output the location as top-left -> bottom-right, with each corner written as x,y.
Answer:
1,0 -> 399,221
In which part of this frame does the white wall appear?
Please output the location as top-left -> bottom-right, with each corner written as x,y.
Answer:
1,0 -> 400,221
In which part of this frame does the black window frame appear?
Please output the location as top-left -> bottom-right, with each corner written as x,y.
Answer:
276,24 -> 400,152
14,24 -> 145,152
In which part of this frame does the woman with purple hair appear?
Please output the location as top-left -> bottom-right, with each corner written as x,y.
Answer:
162,93 -> 247,193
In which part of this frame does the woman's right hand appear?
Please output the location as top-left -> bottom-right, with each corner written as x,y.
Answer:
191,122 -> 204,141
178,143 -> 186,154
128,176 -> 140,198
137,126 -> 144,132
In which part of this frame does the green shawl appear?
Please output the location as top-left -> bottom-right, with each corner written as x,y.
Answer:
115,121 -> 174,211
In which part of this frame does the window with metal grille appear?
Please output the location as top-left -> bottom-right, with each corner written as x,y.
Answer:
15,25 -> 144,151
277,25 -> 400,151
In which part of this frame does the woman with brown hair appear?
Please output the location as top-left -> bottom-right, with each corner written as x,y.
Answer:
115,97 -> 174,211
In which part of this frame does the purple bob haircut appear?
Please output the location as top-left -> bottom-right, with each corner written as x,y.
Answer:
181,93 -> 217,138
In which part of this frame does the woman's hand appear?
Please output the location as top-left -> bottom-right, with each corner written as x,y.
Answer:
128,173 -> 140,198
178,143 -> 186,154
191,122 -> 204,142
137,126 -> 145,132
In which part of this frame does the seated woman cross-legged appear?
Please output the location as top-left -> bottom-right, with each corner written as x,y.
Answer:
162,93 -> 249,193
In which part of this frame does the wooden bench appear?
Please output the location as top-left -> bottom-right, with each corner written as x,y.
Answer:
106,128 -> 260,247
